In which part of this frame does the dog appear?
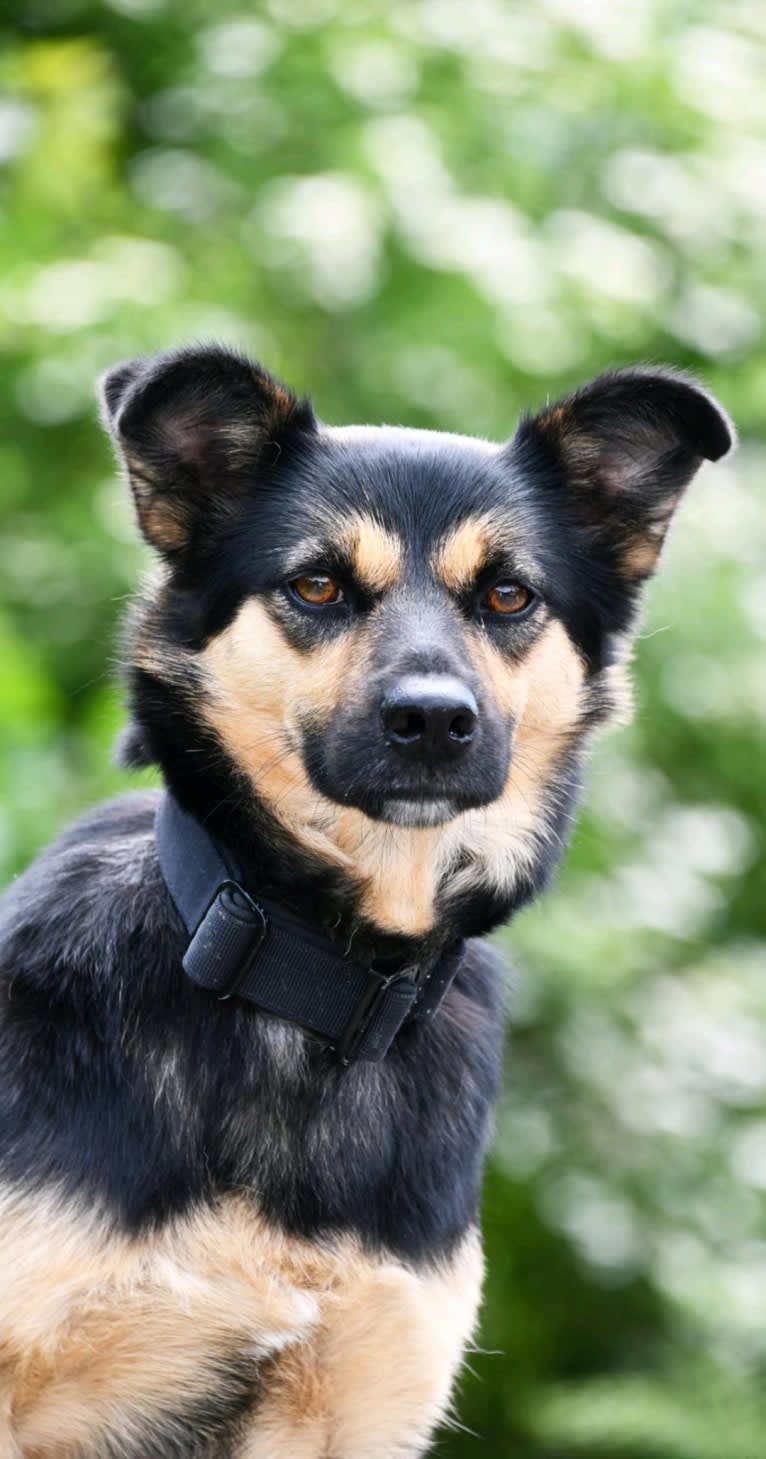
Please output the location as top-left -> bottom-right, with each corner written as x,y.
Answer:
0,347 -> 732,1458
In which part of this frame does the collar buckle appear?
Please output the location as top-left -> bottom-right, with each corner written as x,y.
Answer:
336,968 -> 418,1066
157,793 -> 463,1063
182,881 -> 268,999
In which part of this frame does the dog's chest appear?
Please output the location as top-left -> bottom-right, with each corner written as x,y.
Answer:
3,1188 -> 482,1459
134,981 -> 501,1264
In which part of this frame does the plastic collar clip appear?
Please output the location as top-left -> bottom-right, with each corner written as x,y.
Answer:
335,967 -> 417,1066
182,882 -> 268,999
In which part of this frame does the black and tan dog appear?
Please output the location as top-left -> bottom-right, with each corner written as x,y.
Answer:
0,348 -> 732,1458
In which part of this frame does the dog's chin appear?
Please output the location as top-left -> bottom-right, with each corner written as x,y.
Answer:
374,797 -> 460,828
321,783 -> 494,828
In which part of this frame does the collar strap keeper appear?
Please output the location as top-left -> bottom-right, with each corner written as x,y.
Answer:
156,793 -> 461,1064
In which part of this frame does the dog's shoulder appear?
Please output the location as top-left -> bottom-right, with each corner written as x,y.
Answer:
0,788 -> 507,1256
0,790 -> 192,1220
0,790 -> 164,949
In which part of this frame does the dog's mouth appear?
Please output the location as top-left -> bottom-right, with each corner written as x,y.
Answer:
299,713 -> 511,830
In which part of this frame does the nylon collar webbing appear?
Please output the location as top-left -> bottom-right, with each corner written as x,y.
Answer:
155,793 -> 464,1064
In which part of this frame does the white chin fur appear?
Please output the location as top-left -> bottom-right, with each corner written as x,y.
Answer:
380,798 -> 457,828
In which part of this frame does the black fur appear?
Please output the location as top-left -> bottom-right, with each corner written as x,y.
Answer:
0,791 -> 503,1254
0,348 -> 732,1452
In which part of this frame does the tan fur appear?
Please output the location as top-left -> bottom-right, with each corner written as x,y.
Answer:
280,515 -> 402,594
240,1229 -> 483,1459
259,377 -> 295,428
195,600 -> 600,936
430,620 -> 588,903
334,818 -> 441,936
621,535 -> 662,576
538,401 -> 570,432
134,633 -> 196,688
332,610 -> 606,924
344,621 -> 591,923
199,600 -> 439,935
141,502 -> 189,552
432,513 -> 509,594
121,372 -> 303,551
342,514 -> 402,594
533,405 -> 696,572
123,452 -> 190,553
199,600 -> 369,861
621,503 -> 678,577
0,1188 -> 319,1456
0,1187 -> 481,1459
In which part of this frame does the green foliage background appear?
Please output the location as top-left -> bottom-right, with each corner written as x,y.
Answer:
1,2 -> 764,1454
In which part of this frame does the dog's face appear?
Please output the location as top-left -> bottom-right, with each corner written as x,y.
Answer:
200,428 -> 551,832
101,349 -> 731,938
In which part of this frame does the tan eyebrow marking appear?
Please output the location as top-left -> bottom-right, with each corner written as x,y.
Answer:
340,514 -> 402,593
431,513 -> 511,594
282,514 -> 402,594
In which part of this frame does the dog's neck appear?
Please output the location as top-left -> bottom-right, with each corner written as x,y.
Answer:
166,773 -> 474,967
122,690 -> 568,964
118,717 -> 456,962
152,768 -> 527,968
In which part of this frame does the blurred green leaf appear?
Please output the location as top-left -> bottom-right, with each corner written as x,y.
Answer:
1,2 -> 765,1453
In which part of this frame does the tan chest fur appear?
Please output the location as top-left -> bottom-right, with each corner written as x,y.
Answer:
0,1187 -> 483,1459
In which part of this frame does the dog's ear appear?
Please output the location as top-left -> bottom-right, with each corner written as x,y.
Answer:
99,346 -> 316,555
512,367 -> 734,579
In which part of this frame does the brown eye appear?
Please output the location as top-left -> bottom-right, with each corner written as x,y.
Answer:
485,580 -> 533,615
290,573 -> 343,607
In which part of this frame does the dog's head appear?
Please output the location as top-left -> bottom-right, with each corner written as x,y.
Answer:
101,347 -> 732,940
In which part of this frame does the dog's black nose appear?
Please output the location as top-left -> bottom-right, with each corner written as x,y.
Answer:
381,675 -> 479,764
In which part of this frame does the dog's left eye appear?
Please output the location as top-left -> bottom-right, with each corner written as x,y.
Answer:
289,573 -> 343,607
483,580 -> 534,616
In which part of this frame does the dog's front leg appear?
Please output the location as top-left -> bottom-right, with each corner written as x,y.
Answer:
240,1230 -> 484,1459
1,1190 -> 319,1458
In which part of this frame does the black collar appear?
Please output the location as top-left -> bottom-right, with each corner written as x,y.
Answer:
155,793 -> 464,1064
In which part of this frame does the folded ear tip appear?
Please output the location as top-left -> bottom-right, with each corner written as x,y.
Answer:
596,364 -> 735,463
97,345 -> 244,429
698,393 -> 736,462
659,366 -> 735,462
98,359 -> 147,430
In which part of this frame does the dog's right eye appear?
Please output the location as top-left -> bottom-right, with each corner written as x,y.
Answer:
483,580 -> 535,616
288,573 -> 343,608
